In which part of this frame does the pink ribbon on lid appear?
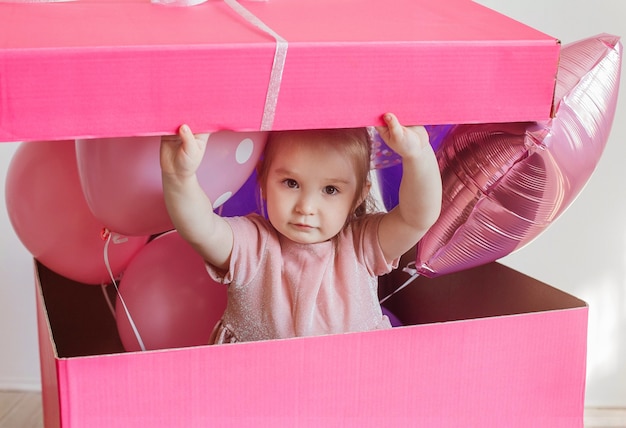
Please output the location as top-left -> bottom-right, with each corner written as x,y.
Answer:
3,0 -> 288,132
151,0 -> 288,131
221,0 -> 287,131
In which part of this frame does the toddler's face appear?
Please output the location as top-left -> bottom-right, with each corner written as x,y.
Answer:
264,135 -> 359,244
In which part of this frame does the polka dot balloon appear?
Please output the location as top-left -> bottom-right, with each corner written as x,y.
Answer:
76,131 -> 267,236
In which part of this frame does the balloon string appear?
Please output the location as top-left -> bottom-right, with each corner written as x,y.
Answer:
100,284 -> 116,320
103,231 -> 147,352
379,261 -> 420,305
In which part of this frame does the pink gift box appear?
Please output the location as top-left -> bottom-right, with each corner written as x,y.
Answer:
7,1 -> 583,425
0,0 -> 560,142
35,261 -> 587,427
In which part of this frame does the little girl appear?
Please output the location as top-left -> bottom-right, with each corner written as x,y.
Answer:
160,113 -> 442,344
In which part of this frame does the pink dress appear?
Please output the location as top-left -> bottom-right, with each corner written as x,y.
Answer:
206,213 -> 397,344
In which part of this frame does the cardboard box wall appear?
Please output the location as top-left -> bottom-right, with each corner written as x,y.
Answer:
0,0 -> 560,142
36,261 -> 587,427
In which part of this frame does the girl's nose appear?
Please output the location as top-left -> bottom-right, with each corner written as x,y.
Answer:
295,193 -> 315,215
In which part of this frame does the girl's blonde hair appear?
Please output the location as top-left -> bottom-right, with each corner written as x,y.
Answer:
256,128 -> 376,222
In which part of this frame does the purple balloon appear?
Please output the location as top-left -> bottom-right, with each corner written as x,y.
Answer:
217,170 -> 264,217
376,124 -> 452,211
416,34 -> 622,277
382,306 -> 403,327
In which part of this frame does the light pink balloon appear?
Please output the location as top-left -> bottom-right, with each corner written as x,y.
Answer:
416,34 -> 622,277
115,231 -> 227,352
76,131 -> 267,236
5,140 -> 148,284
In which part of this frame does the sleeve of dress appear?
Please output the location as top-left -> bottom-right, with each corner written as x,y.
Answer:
205,215 -> 269,287
354,213 -> 400,277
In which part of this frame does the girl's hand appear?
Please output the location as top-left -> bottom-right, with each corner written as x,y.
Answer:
375,112 -> 442,264
160,124 -> 210,179
160,125 -> 234,270
375,112 -> 430,160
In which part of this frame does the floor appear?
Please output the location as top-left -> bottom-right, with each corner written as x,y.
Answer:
1,390 -> 625,427
0,391 -> 42,428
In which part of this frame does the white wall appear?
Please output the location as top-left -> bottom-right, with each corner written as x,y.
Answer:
0,141 -> 40,390
0,0 -> 624,407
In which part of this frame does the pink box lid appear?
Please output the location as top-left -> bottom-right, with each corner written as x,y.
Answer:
0,0 -> 560,141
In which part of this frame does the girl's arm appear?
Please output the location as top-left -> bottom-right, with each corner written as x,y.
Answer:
376,113 -> 442,264
160,125 -> 234,270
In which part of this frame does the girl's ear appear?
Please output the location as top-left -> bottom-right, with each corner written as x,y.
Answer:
358,180 -> 372,207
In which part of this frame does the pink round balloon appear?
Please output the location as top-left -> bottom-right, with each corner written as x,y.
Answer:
115,231 -> 227,352
76,131 -> 267,236
5,140 -> 148,284
416,34 -> 622,277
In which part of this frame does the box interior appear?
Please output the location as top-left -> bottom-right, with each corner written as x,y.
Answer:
37,257 -> 586,359
37,263 -> 125,358
378,251 -> 587,326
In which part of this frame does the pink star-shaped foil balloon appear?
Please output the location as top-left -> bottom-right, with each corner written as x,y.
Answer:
415,34 -> 622,277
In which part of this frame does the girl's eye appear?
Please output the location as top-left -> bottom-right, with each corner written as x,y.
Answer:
283,179 -> 298,189
324,186 -> 339,195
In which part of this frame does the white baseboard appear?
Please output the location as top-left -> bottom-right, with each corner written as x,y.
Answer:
584,408 -> 626,427
0,379 -> 41,392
